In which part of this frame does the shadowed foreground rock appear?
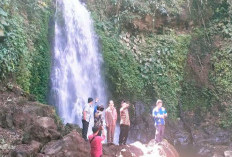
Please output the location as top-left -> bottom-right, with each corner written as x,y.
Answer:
40,130 -> 179,157
11,140 -> 41,157
40,131 -> 90,157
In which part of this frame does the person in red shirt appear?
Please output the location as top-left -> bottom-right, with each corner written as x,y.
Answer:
88,126 -> 106,157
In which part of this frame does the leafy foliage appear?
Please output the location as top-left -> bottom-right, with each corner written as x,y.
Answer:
180,0 -> 232,126
97,31 -> 146,102
0,0 -> 53,103
210,43 -> 232,103
90,1 -> 191,117
88,0 -> 232,122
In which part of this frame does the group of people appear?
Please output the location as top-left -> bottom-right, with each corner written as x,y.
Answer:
82,98 -> 167,157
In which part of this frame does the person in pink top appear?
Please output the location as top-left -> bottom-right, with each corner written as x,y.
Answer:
88,126 -> 106,157
105,100 -> 117,145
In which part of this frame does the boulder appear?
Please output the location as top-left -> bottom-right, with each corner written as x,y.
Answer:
36,117 -> 57,130
11,140 -> 41,157
106,139 -> 179,157
117,144 -> 144,156
12,110 -> 34,130
23,117 -> 60,144
62,123 -> 82,136
148,139 -> 179,157
41,131 -> 90,157
29,123 -> 60,144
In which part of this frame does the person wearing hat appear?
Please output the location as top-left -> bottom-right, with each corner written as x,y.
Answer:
88,126 -> 105,157
82,97 -> 94,141
152,99 -> 167,143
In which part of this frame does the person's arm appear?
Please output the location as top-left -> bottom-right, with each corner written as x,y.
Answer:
83,105 -> 88,120
121,103 -> 130,111
95,111 -> 102,117
111,108 -> 117,126
114,108 -> 117,123
105,110 -> 109,127
95,98 -> 99,102
120,107 -> 124,115
95,98 -> 99,106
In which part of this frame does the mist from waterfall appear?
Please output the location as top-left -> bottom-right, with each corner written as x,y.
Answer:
49,0 -> 107,131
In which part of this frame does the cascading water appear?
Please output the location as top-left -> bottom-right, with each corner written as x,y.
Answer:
49,0 -> 107,130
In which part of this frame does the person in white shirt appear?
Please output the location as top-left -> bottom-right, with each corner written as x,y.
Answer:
82,97 -> 94,141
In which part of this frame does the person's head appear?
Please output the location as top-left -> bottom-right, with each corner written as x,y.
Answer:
156,99 -> 163,108
121,101 -> 128,108
97,105 -> 104,111
88,97 -> 94,104
92,126 -> 99,134
109,100 -> 114,109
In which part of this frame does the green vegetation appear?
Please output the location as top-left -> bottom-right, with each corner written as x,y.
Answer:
0,0 -> 53,103
0,0 -> 231,128
87,0 -> 232,123
88,0 -> 191,118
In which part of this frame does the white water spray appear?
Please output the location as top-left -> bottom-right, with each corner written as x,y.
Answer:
50,0 -> 107,130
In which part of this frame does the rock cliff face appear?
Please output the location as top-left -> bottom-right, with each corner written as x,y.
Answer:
0,85 -> 179,157
129,102 -> 232,157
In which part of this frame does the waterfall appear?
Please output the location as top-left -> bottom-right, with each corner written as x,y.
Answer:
49,0 -> 107,130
